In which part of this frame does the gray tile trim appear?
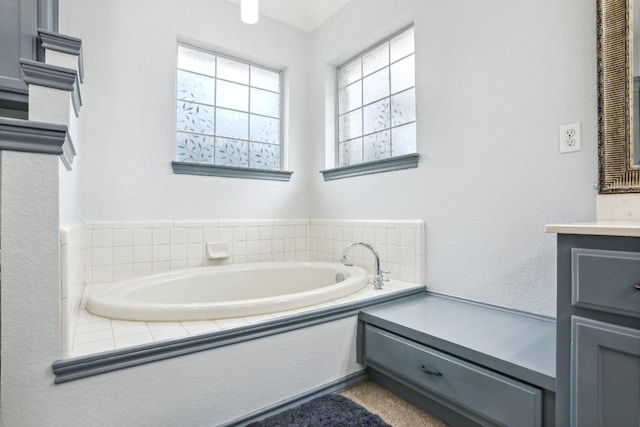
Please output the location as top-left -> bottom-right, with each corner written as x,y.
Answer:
172,161 -> 293,181
19,59 -> 82,116
320,153 -> 419,181
38,29 -> 84,82
0,117 -> 67,155
51,286 -> 425,384
222,370 -> 369,427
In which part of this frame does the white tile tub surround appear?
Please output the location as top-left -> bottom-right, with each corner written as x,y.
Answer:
72,279 -> 423,358
82,219 -> 425,285
83,219 -> 311,285
309,219 -> 425,284
60,223 -> 85,357
69,217 -> 425,357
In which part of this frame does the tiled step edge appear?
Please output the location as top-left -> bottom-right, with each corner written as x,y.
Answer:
52,286 -> 426,384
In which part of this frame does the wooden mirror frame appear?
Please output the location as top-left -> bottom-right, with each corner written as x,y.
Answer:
598,0 -> 640,192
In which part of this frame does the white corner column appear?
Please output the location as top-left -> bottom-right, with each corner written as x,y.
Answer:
38,29 -> 84,168
0,119 -> 69,423
35,30 -> 86,356
1,31 -> 84,421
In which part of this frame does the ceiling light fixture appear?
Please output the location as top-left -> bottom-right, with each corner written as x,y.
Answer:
241,0 -> 259,24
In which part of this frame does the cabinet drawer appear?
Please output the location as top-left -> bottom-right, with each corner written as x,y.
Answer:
572,248 -> 640,317
364,325 -> 542,427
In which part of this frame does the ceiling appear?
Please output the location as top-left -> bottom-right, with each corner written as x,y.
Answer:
225,0 -> 352,32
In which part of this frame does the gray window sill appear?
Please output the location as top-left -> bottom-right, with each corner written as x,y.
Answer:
172,161 -> 293,181
320,153 -> 419,181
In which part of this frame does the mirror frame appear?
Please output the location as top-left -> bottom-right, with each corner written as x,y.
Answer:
598,0 -> 640,192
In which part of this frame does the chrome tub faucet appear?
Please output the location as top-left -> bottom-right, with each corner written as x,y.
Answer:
340,242 -> 389,290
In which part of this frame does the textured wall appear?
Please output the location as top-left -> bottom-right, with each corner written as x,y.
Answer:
61,0 -> 312,220
42,49 -> 85,226
308,0 -> 598,317
62,0 -> 599,316
1,0 -> 603,424
1,153 -> 62,424
2,309 -> 363,426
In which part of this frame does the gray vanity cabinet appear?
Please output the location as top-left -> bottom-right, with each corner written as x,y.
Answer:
556,234 -> 640,427
0,0 -> 58,111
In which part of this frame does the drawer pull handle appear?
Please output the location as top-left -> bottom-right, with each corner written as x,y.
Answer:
420,364 -> 443,377
635,283 -> 640,290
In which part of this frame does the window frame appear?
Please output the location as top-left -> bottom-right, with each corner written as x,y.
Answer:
172,42 -> 292,181
321,25 -> 419,181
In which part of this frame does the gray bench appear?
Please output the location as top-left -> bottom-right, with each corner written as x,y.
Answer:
357,293 -> 556,427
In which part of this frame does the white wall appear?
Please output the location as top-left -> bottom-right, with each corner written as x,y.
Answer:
59,0 -> 599,317
60,0 -> 312,220
0,1 -> 608,426
2,300 -> 362,426
41,49 -> 85,226
61,0 -> 601,318
309,0 -> 598,317
0,0 -> 604,424
60,0 -> 601,317
58,96 -> 83,225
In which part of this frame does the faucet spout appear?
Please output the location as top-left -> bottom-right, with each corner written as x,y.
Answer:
339,242 -> 387,289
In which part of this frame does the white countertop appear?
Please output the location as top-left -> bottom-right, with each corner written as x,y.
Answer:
546,222 -> 640,237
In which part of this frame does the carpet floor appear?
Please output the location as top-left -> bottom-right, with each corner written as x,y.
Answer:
340,381 -> 449,427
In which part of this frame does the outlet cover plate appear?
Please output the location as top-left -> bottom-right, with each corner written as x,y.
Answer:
559,122 -> 581,153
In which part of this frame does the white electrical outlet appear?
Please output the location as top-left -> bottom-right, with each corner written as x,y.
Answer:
559,122 -> 581,153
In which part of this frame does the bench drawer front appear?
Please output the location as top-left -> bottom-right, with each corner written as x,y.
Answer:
572,248 -> 640,317
364,325 -> 542,427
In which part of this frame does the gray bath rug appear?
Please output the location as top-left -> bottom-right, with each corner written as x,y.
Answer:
247,394 -> 391,427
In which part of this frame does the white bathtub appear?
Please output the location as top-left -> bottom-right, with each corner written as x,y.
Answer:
86,262 -> 368,321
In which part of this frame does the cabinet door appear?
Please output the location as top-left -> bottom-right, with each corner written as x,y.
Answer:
571,316 -> 640,427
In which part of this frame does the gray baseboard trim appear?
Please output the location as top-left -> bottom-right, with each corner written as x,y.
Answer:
320,153 -> 419,181
38,29 -> 85,82
222,370 -> 369,427
172,161 -> 293,181
52,287 -> 425,384
20,59 -> 82,116
0,117 -> 68,155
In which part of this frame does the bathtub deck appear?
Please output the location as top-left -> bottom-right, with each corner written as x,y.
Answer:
70,280 -> 424,358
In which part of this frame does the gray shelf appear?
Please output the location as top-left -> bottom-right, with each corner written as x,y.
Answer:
359,293 -> 556,391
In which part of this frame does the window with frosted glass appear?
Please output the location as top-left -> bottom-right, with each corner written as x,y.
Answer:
337,27 -> 416,167
176,44 -> 282,170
